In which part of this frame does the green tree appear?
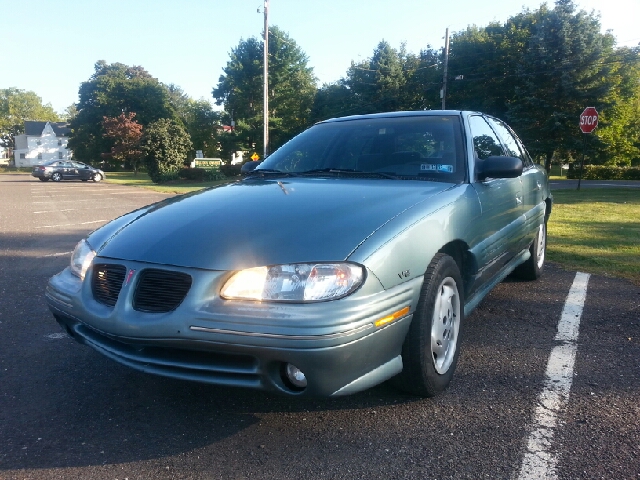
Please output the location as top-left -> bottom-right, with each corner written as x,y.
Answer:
60,104 -> 78,122
401,47 -> 442,111
68,61 -> 177,163
321,42 -> 440,117
0,88 -> 60,149
507,0 -> 616,171
592,46 -> 640,166
142,118 -> 192,183
213,26 -> 316,154
183,99 -> 223,158
345,41 -> 406,113
446,17 -> 535,118
310,82 -> 355,123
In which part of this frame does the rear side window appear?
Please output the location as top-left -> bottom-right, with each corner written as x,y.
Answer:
486,118 -> 533,167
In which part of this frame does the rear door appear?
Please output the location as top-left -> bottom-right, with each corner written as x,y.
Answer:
485,117 -> 546,246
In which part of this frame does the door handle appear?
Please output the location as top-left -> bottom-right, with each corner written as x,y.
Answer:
516,196 -> 523,205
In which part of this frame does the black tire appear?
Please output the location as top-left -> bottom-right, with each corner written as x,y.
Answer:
51,172 -> 62,182
393,253 -> 464,397
513,222 -> 546,280
39,177 -> 49,182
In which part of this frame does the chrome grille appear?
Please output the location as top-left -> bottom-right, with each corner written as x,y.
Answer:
133,269 -> 192,313
92,264 -> 126,307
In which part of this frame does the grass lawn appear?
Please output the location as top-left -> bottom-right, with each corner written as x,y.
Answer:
104,171 -> 239,193
547,188 -> 640,285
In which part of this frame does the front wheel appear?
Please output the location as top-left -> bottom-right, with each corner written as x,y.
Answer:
393,253 -> 464,397
93,173 -> 102,182
513,222 -> 546,280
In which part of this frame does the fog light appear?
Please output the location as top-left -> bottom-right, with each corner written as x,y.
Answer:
284,363 -> 307,388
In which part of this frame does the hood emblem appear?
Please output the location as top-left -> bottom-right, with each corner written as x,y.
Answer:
125,269 -> 136,285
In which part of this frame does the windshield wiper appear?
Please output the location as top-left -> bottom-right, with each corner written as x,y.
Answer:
299,168 -> 400,179
247,168 -> 298,177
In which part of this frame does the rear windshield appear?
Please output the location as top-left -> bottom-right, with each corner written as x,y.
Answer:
258,115 -> 467,183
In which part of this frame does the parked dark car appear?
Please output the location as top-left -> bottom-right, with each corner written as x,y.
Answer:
46,110 -> 551,397
32,160 -> 105,182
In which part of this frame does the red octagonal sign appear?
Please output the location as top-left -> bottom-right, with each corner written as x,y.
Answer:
580,107 -> 599,134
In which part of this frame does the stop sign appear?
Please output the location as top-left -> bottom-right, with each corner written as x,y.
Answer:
580,107 -> 598,133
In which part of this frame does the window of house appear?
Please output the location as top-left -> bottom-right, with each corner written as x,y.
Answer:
37,140 -> 41,145
20,153 -> 26,159
38,153 -> 42,160
58,139 -> 62,146
59,152 -> 64,159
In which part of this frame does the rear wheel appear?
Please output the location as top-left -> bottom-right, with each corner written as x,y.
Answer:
51,172 -> 62,182
393,253 -> 464,397
513,222 -> 546,280
39,177 -> 49,182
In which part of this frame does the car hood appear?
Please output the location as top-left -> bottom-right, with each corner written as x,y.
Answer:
92,177 -> 452,270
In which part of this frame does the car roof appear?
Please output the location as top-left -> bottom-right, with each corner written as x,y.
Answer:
318,110 -> 478,124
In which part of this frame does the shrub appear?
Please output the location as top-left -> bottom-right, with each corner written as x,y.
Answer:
204,169 -> 226,181
142,119 -> 193,183
220,164 -> 242,177
178,168 -> 226,182
179,168 -> 207,181
567,164 -> 640,180
155,170 -> 181,183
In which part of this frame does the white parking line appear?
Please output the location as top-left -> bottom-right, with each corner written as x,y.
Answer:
518,272 -> 590,480
42,251 -> 73,257
32,199 -> 92,204
34,220 -> 108,229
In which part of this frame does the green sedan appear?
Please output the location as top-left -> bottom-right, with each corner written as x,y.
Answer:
46,111 -> 551,397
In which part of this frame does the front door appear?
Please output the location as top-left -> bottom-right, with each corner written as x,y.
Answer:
467,115 -> 525,284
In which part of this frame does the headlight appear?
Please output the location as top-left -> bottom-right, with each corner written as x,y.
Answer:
70,239 -> 96,279
221,263 -> 365,302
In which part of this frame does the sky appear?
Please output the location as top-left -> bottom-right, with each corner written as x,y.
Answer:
2,0 -> 639,115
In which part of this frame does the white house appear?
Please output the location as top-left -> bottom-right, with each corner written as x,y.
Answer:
13,121 -> 71,167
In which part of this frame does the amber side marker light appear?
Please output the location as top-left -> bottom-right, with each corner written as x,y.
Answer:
374,306 -> 410,328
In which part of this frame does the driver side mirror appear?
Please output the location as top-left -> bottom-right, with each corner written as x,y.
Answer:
477,156 -> 523,181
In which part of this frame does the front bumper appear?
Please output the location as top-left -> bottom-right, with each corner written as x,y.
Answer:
47,261 -> 422,396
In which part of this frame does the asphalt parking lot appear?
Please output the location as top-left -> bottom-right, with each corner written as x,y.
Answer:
1,175 -> 638,479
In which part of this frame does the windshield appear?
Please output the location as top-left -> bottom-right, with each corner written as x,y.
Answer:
257,115 -> 467,183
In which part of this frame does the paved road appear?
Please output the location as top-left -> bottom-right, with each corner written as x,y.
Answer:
550,179 -> 640,190
1,175 -> 638,479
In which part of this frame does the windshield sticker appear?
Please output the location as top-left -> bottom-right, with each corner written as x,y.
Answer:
421,164 -> 454,173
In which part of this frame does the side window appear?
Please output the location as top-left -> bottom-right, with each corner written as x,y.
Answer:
468,116 -> 504,160
512,131 -> 534,168
486,118 -> 532,167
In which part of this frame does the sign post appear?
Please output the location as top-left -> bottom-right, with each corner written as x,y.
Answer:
578,107 -> 598,190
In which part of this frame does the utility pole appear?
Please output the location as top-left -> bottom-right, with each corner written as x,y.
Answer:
441,27 -> 449,110
263,0 -> 269,159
